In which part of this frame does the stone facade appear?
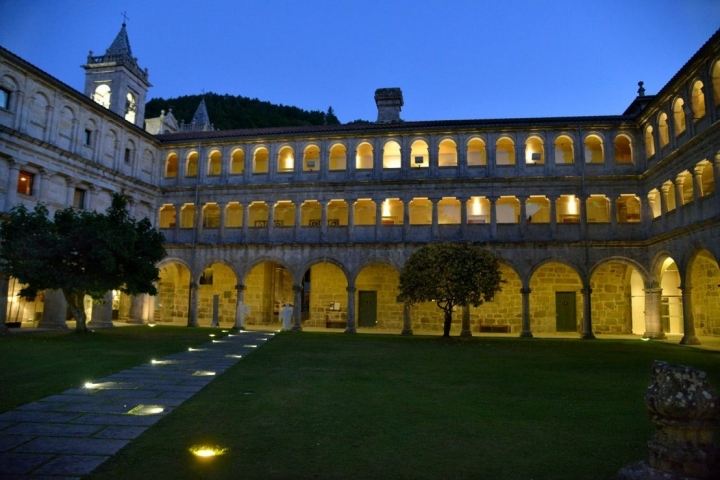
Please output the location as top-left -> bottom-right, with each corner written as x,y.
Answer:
1,24 -> 720,342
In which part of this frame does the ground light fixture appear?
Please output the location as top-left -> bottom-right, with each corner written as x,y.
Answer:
189,445 -> 228,458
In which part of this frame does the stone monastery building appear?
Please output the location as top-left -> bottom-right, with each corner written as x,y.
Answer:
1,24 -> 720,343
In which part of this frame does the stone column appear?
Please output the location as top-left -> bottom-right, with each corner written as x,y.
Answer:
460,306 -> 472,337
5,160 -> 21,209
173,203 -> 182,241
679,286 -> 700,345
347,145 -> 356,180
579,195 -> 588,237
234,284 -> 247,329
643,287 -> 665,339
549,196 -> 557,239
660,185 -> 670,229
580,287 -> 595,339
609,195 -> 618,238
459,196 -> 469,240
294,200 -> 302,241
218,202 -> 227,242
291,285 -> 303,331
196,203 -> 204,241
430,197 -> 440,238
692,166 -> 704,200
428,138 -> 439,178
345,286 -> 357,334
37,289 -> 68,329
674,177 -> 685,224
520,287 -> 533,338
267,202 -> 276,238
642,192 -> 654,226
489,196 -> 498,238
187,281 -> 199,327
518,195 -> 528,236
399,139 -> 409,176
374,198 -> 383,241
401,301 -> 413,335
241,202 -> 250,239
457,138 -> 468,178
320,200 -> 328,241
402,196 -> 410,240
347,198 -> 356,241
88,291 -> 114,328
127,295 -> 145,324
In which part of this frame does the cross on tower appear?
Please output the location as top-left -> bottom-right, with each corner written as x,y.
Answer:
121,11 -> 129,26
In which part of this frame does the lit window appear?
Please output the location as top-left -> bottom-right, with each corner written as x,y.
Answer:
0,87 -> 10,109
17,171 -> 34,195
73,189 -> 86,209
125,92 -> 136,123
93,84 -> 111,108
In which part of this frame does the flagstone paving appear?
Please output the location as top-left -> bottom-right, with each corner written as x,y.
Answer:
0,330 -> 274,478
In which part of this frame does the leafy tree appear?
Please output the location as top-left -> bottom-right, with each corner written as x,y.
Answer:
0,194 -> 166,332
398,243 -> 504,337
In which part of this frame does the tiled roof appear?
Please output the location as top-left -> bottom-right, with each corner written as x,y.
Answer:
106,23 -> 132,57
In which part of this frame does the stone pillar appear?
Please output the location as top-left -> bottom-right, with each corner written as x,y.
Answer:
234,284 -> 247,329
402,196 -> 411,240
549,196 -> 557,239
267,202 -> 276,238
679,286 -> 700,345
579,195 -> 588,237
518,195 -> 528,236
580,287 -> 595,339
609,196 -> 617,235
88,291 -> 114,328
5,160 -> 20,210
241,202 -> 250,239
401,301 -> 413,335
374,198 -> 383,241
642,192 -> 655,226
347,145 -> 357,180
345,286 -> 357,334
218,202 -> 227,242
173,203 -> 182,241
520,287 -> 533,338
693,166 -> 704,200
428,139 -> 439,178
460,306 -> 472,337
430,197 -> 440,238
291,285 -> 303,332
320,200 -> 328,241
457,139 -> 468,178
37,289 -> 68,329
458,196 -> 468,239
127,295 -> 145,324
489,196 -> 498,238
347,198 -> 356,241
674,177 -> 685,224
196,203 -> 204,240
643,287 -> 665,339
187,282 -> 199,327
294,200 -> 302,241
660,184 -> 670,230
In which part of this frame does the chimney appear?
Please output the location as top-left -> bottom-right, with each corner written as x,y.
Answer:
375,88 -> 403,123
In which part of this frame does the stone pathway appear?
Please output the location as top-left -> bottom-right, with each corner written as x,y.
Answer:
0,330 -> 274,478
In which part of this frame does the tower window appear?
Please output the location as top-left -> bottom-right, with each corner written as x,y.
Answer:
17,171 -> 34,195
73,189 -> 86,209
84,129 -> 92,146
124,148 -> 132,164
93,84 -> 111,108
0,87 -> 10,109
125,92 -> 136,123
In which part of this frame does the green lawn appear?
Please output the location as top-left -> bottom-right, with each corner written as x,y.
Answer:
77,333 -> 719,480
0,326 -> 226,412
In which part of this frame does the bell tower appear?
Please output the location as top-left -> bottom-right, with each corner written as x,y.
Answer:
82,22 -> 151,128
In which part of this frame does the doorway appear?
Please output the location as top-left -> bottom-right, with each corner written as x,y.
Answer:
556,292 -> 577,332
358,291 -> 377,327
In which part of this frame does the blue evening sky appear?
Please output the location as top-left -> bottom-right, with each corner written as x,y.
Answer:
1,0 -> 718,124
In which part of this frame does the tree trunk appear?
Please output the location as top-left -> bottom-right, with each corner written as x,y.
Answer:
443,309 -> 453,337
63,289 -> 88,333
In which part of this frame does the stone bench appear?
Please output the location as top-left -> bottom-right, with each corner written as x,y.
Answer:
479,324 -> 511,333
326,320 -> 347,329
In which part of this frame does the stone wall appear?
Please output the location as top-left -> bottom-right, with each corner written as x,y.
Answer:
356,263 -> 404,330
691,253 -> 720,336
590,263 -> 633,334
196,263 -> 237,326
305,263 -> 347,327
529,263 -> 582,333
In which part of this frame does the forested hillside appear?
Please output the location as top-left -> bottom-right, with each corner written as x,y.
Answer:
145,92 -> 341,130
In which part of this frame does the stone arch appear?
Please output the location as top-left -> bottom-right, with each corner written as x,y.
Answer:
165,152 -> 179,178
57,105 -> 76,151
302,144 -> 320,171
528,259 -> 585,333
554,134 -> 574,164
672,97 -> 686,135
657,112 -> 669,147
712,59 -> 720,106
329,142 -> 347,171
410,139 -> 429,168
466,137 -> 486,166
242,257 -> 295,326
296,258 -> 350,328
524,135 -> 544,164
614,133 -> 634,164
207,149 -> 222,176
687,248 -> 720,336
495,136 -> 515,165
437,138 -> 457,167
230,148 -> 244,174
690,79 -> 706,119
196,260 -> 238,326
157,260 -> 192,324
589,257 -> 649,335
355,141 -> 374,170
382,139 -> 402,169
277,145 -> 294,172
186,150 -> 198,177
469,262 -> 523,333
644,125 -> 655,158
650,251 -> 684,335
252,145 -> 269,173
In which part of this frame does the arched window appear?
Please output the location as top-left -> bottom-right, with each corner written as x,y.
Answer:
180,204 -> 195,228
467,196 -> 490,224
274,201 -> 296,226
253,147 -> 269,173
616,195 -> 641,223
353,199 -> 376,225
383,141 -> 401,169
208,150 -> 222,176
438,139 -> 457,167
165,153 -> 178,178
644,125 -> 655,158
327,200 -> 348,225
525,136 -> 544,164
657,113 -> 669,147
409,198 -> 431,225
410,140 -> 429,168
586,195 -> 609,223
713,61 -> 720,106
329,144 -> 347,171
556,195 -> 580,223
438,198 -> 460,224
159,205 -> 176,228
93,84 -> 111,108
496,196 -> 519,223
124,92 -> 136,123
673,97 -> 686,135
381,199 -> 403,224
496,138 -> 515,165
356,143 -> 373,169
466,138 -> 486,166
300,200 -> 321,226
303,145 -> 320,172
186,152 -> 198,177
277,146 -> 294,172
584,135 -> 603,164
554,135 -> 574,164
614,135 -> 633,163
691,80 -> 706,120
225,203 -> 243,227
202,203 -> 220,228
526,196 -> 550,223
248,202 -> 269,226
231,149 -> 244,174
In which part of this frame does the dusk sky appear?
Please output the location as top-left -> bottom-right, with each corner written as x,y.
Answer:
1,1 -> 719,124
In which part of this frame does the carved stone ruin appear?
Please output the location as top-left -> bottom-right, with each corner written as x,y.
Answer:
618,360 -> 719,479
